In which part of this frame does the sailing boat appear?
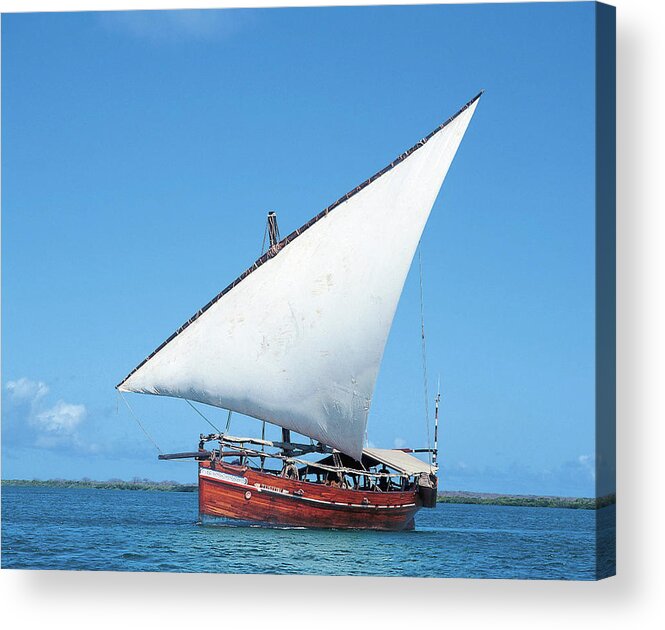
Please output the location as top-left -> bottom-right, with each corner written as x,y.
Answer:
117,92 -> 482,530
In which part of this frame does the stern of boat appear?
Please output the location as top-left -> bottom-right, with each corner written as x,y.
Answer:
417,472 -> 438,508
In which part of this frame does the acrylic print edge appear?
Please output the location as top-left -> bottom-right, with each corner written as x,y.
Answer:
594,0 -> 617,580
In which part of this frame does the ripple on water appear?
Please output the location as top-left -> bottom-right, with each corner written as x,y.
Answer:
1,487 -> 607,579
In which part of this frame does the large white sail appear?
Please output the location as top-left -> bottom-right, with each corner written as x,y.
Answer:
118,94 -> 481,459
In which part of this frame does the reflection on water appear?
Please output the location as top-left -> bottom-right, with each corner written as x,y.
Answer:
1,486 -> 614,579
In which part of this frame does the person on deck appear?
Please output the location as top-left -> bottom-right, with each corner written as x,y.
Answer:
378,466 -> 390,491
326,471 -> 341,488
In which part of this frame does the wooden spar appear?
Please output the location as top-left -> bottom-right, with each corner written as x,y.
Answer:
158,451 -> 211,460
160,439 -> 416,479
198,432 -> 332,455
200,433 -> 274,447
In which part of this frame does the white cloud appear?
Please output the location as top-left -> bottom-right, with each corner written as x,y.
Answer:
4,378 -> 92,453
33,401 -> 86,433
393,437 -> 407,449
98,9 -> 246,43
5,377 -> 49,402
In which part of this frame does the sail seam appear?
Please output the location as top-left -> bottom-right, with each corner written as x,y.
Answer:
116,91 -> 483,389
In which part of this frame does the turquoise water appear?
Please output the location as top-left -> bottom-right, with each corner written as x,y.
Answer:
1,486 -> 614,579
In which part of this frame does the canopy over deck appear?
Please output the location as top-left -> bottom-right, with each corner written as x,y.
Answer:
363,448 -> 435,476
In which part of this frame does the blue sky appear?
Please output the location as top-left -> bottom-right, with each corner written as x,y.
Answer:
2,3 -> 601,496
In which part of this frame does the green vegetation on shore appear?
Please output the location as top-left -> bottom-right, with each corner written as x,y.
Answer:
2,478 -> 197,493
437,491 -> 616,510
2,479 -> 615,509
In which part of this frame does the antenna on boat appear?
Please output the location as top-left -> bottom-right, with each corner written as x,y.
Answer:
433,375 -> 440,466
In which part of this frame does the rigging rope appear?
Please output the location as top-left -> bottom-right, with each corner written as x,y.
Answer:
418,243 -> 433,466
119,392 -> 163,454
260,221 -> 268,256
184,399 -> 221,433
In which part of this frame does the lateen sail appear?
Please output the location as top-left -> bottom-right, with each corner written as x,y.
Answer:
117,94 -> 482,460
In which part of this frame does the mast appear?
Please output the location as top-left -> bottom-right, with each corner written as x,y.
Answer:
267,211 -> 280,251
267,211 -> 292,453
433,387 -> 440,466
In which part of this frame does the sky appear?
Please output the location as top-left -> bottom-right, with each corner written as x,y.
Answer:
1,2 -> 604,496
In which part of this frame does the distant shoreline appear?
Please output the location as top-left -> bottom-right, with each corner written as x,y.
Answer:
1,479 -> 615,509
437,490 -> 615,510
2,478 -> 198,493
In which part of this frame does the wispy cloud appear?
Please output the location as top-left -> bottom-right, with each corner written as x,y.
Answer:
3,378 -> 96,454
33,401 -> 86,433
576,454 -> 595,480
6,377 -> 49,403
98,9 -> 248,44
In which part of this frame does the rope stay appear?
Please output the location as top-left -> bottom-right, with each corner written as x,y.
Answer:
184,399 -> 221,433
260,220 -> 269,256
260,421 -> 266,470
119,391 -> 163,454
418,243 -> 432,466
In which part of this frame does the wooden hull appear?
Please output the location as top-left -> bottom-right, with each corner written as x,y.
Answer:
198,461 -> 422,531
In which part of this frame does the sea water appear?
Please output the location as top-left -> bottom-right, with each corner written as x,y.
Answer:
1,486 -> 614,579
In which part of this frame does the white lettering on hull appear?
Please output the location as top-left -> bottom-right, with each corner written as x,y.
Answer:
199,468 -> 248,486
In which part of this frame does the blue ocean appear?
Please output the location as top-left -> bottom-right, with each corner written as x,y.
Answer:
1,486 -> 614,579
